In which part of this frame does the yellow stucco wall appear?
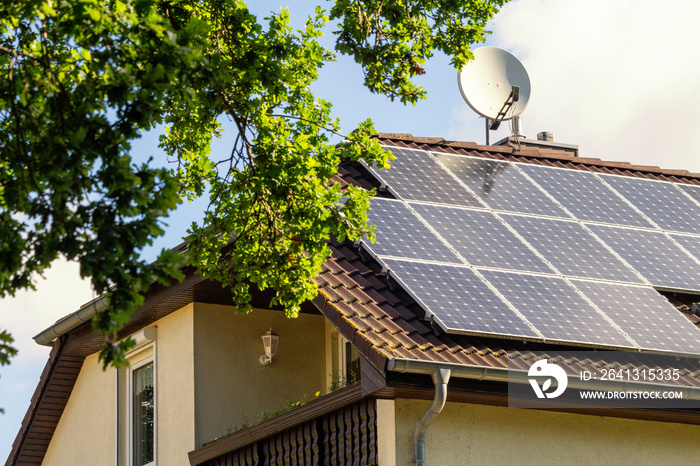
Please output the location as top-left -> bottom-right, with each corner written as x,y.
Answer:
40,302 -> 327,463
43,303 -> 196,466
155,302 -> 195,465
43,352 -> 115,465
392,399 -> 700,465
192,304 -> 327,447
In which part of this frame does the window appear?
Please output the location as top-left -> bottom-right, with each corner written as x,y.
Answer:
118,327 -> 156,466
330,332 -> 360,389
344,341 -> 360,384
131,359 -> 154,466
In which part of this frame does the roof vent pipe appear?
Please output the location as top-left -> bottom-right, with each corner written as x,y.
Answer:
413,367 -> 451,465
537,131 -> 555,142
512,116 -> 525,139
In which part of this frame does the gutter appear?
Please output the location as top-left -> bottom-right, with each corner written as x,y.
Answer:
33,295 -> 108,346
387,358 -> 700,465
32,242 -> 191,347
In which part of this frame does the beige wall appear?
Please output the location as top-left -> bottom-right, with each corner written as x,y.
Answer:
155,303 -> 195,465
43,352 -> 115,465
42,302 -> 328,463
392,399 -> 700,465
192,304 -> 327,447
44,303 -> 196,466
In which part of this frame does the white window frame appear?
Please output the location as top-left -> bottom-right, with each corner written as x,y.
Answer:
126,335 -> 156,466
335,334 -> 359,384
337,333 -> 348,380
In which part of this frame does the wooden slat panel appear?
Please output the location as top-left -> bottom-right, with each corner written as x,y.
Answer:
308,420 -> 319,466
359,402 -> 369,464
282,430 -> 291,465
330,412 -> 341,464
352,403 -> 361,463
290,425 -> 299,465
366,400 -> 377,464
341,406 -> 351,464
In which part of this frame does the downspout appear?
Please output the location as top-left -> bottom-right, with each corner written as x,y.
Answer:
414,367 -> 451,466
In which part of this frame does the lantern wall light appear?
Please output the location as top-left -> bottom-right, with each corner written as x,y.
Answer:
259,329 -> 280,366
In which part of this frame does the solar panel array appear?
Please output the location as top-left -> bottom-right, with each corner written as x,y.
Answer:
361,146 -> 700,355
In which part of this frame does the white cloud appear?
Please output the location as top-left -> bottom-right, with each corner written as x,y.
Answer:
450,0 -> 700,172
2,259 -> 93,361
0,259 -> 92,458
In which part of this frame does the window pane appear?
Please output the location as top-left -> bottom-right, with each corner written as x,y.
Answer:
133,362 -> 154,466
345,342 -> 360,384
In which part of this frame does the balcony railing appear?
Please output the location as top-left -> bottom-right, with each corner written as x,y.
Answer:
189,385 -> 378,466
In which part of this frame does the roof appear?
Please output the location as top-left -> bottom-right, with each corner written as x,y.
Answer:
9,133 -> 700,464
314,132 -> 700,383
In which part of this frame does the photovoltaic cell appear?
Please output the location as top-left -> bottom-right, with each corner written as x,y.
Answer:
367,147 -> 483,206
517,164 -> 655,228
601,174 -> 700,234
383,259 -> 539,338
409,203 -> 554,273
572,280 -> 700,354
502,215 -> 644,283
587,224 -> 700,291
478,270 -> 634,347
364,198 -> 462,263
435,154 -> 570,217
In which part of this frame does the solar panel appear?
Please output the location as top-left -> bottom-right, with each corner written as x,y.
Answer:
362,146 -> 700,355
572,280 -> 700,354
383,259 -> 539,338
364,198 -> 463,263
478,270 -> 635,347
601,174 -> 700,234
517,164 -> 655,228
435,154 -> 570,217
408,203 -> 555,273
587,224 -> 700,291
502,215 -> 644,283
366,147 -> 483,206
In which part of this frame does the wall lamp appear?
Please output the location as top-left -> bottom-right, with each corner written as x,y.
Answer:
259,329 -> 280,366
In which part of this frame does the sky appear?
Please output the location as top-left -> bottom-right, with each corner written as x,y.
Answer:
4,0 -> 700,458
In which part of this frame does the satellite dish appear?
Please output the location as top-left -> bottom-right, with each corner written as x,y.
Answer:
458,47 -> 531,121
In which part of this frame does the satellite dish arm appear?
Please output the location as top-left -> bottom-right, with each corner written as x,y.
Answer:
489,86 -> 520,130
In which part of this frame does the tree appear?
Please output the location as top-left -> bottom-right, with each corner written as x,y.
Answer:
0,0 -> 506,368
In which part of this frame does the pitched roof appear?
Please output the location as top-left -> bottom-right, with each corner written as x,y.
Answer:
9,133 -> 700,465
316,132 -> 700,381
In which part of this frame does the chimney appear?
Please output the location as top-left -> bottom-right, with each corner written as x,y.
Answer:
537,131 -> 555,142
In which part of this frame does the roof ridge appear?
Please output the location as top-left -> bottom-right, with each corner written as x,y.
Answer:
374,133 -> 700,180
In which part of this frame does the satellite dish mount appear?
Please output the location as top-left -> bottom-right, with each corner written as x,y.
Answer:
457,47 -> 531,145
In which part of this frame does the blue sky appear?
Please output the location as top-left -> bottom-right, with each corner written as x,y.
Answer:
4,0 -> 700,458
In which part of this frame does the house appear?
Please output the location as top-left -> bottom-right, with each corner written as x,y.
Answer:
7,133 -> 700,465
